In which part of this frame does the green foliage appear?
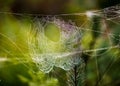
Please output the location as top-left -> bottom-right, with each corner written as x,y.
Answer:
0,0 -> 120,86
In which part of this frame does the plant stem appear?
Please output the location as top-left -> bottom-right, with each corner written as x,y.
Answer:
67,57 -> 85,86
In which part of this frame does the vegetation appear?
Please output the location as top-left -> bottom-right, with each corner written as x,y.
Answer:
0,0 -> 120,86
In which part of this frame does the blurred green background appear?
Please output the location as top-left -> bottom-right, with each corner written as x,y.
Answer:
0,0 -> 120,86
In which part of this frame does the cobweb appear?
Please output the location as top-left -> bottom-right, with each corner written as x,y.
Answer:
28,17 -> 83,73
0,3 -> 120,85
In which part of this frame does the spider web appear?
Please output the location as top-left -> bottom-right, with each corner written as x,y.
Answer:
28,16 -> 83,73
0,3 -> 120,86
